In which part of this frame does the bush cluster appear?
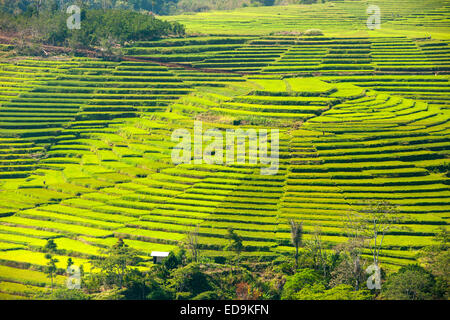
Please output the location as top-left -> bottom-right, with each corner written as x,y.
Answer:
0,6 -> 185,52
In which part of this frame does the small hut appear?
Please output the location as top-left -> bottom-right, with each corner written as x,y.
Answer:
151,251 -> 170,264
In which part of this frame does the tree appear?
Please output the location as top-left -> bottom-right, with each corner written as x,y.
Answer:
332,214 -> 369,291
163,251 -> 182,270
44,239 -> 58,253
168,263 -> 213,299
352,200 -> 403,268
66,257 -> 74,269
44,253 -> 59,292
289,219 -> 303,271
225,228 -> 243,259
330,242 -> 367,291
0,5 -> 185,53
382,265 -> 437,300
34,0 -> 42,13
121,268 -> 150,300
281,268 -> 324,300
417,227 -> 449,299
186,226 -> 200,263
305,227 -> 328,277
145,276 -> 173,300
90,238 -> 143,289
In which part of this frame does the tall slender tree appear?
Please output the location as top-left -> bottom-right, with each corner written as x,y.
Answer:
186,226 -> 200,263
225,228 -> 243,268
289,219 -> 303,271
45,253 -> 59,292
354,200 -> 403,268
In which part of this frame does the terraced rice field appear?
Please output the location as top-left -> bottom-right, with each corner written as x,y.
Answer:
0,0 -> 449,298
167,0 -> 450,38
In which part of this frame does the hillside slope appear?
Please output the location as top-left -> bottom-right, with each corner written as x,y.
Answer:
0,0 -> 448,299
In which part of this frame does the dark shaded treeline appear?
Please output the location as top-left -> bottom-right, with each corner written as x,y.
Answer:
0,3 -> 185,52
0,0 -> 280,15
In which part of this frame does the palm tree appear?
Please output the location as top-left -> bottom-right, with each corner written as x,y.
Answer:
45,254 -> 59,292
289,219 -> 303,271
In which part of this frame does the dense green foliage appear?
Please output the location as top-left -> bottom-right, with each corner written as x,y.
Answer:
0,0 -> 282,15
0,0 -> 448,301
381,265 -> 438,300
0,5 -> 185,50
35,232 -> 447,300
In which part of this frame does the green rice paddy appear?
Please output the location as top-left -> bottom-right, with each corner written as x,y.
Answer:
0,0 -> 449,298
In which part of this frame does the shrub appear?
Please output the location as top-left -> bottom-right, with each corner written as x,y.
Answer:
304,29 -> 324,36
0,8 -> 185,51
192,291 -> 219,300
294,284 -> 373,300
381,264 -> 437,300
168,263 -> 213,297
281,268 -> 324,299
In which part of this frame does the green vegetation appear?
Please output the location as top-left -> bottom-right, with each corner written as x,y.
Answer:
167,0 -> 450,39
0,0 -> 448,301
0,4 -> 185,52
0,0 -> 287,17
